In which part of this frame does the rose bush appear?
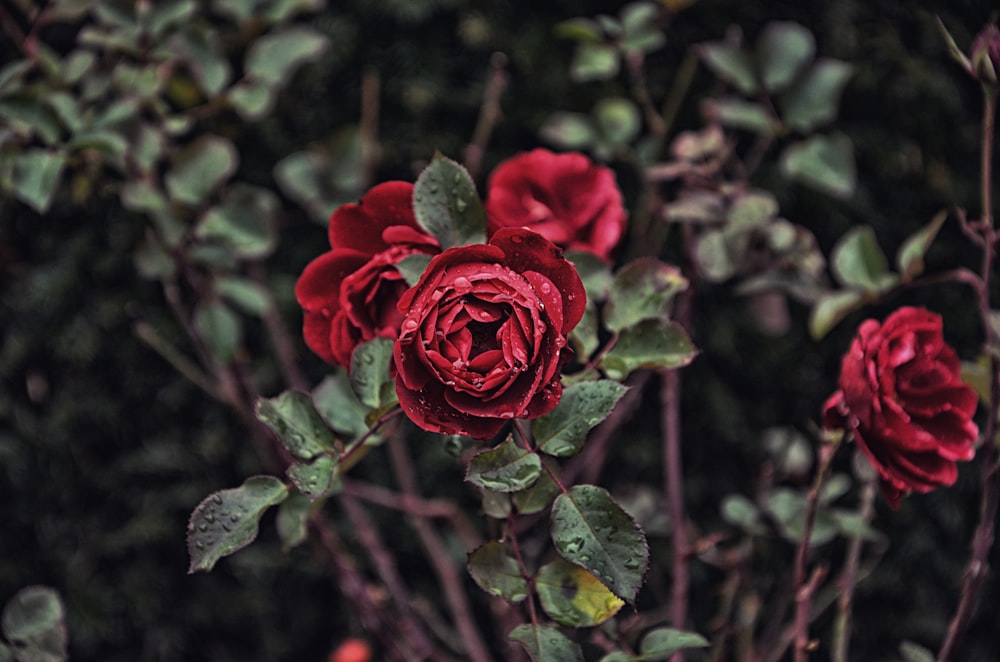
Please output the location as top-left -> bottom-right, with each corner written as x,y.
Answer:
485,149 -> 627,261
296,182 -> 439,367
822,306 -> 979,507
393,228 -> 586,438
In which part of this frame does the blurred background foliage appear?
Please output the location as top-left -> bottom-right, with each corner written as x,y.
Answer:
1,0 -> 999,660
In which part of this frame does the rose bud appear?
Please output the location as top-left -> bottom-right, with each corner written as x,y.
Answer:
486,149 -> 627,261
393,228 -> 586,438
822,307 -> 979,508
296,182 -> 439,368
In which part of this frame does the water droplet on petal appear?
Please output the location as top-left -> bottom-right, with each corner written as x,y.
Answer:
540,282 -> 551,295
403,318 -> 419,331
453,276 -> 472,293
510,234 -> 523,244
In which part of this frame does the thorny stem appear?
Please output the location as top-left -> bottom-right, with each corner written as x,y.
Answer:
936,89 -> 1000,662
831,476 -> 877,662
792,433 -> 844,662
387,434 -> 496,662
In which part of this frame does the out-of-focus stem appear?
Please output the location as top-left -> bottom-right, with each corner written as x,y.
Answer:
936,83 -> 1000,662
831,478 -> 877,662
464,53 -> 508,180
662,367 -> 689,662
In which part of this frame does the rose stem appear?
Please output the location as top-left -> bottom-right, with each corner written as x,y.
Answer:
792,433 -> 844,662
831,475 -> 877,662
249,262 -> 309,391
386,433 -> 496,662
464,52 -> 508,181
506,513 -> 540,628
662,367 -> 690,662
936,80 -> 1000,662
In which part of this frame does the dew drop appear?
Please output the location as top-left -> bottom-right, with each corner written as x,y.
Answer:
320,307 -> 332,319
539,282 -> 552,295
204,512 -> 216,523
510,234 -> 523,244
198,524 -> 208,532
212,494 -> 223,505
453,276 -> 472,293
403,318 -> 419,331
230,514 -> 240,523
195,541 -> 205,550
455,198 -> 467,212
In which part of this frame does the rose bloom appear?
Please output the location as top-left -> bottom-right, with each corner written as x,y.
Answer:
822,307 -> 979,508
296,182 -> 439,367
393,228 -> 586,438
485,149 -> 627,261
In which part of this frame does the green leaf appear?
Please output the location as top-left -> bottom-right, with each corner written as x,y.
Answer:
570,42 -> 620,82
11,149 -> 66,213
508,624 -> 584,662
413,152 -> 487,250
780,133 -> 856,198
605,258 -> 688,333
766,488 -> 838,545
831,225 -> 891,290
276,489 -> 315,551
600,319 -> 698,380
599,654 -> 633,662
728,190 -> 779,228
699,43 -> 758,95
395,253 -> 433,287
595,97 -> 641,145
312,371 -> 370,439
467,437 -> 542,492
550,485 -> 649,603
706,98 -> 777,134
255,390 -> 337,461
540,113 -> 597,150
245,26 -> 329,85
535,381 -> 627,457
187,475 -> 288,573
536,556 -> 624,627
196,183 -> 279,258
467,542 -> 529,603
757,22 -> 815,92
693,231 -> 736,282
193,299 -> 242,364
349,338 -> 397,410
165,135 -> 238,207
217,276 -> 271,316
781,59 -> 853,132
228,79 -> 273,121
170,25 -> 231,95
899,640 -> 936,662
1,586 -> 67,662
637,627 -> 709,660
896,211 -> 947,280
554,17 -> 603,43
808,289 -> 866,340
481,488 -> 513,519
287,455 -> 340,500
570,301 -> 601,361
566,250 -> 613,301
513,459 -> 561,514
831,510 -> 884,542
721,494 -> 765,536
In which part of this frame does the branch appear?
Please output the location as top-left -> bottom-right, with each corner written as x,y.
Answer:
464,52 -> 509,180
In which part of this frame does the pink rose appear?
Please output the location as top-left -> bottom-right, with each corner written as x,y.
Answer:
822,307 -> 979,507
486,149 -> 627,261
393,228 -> 586,438
296,182 -> 439,367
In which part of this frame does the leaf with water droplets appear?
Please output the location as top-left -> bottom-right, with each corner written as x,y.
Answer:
550,485 -> 649,603
276,489 -> 315,551
467,541 -> 529,603
508,624 -> 584,662
413,152 -> 487,250
395,253 -> 433,287
187,475 -> 288,573
350,337 -> 397,410
604,258 -> 688,333
536,556 -> 624,627
600,319 -> 698,380
255,390 -> 337,461
534,381 -> 627,457
467,436 -> 542,493
513,457 -> 561,514
286,454 -> 340,500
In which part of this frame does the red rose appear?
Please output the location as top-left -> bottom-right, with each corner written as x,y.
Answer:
393,228 -> 586,438
296,182 -> 439,367
485,149 -> 627,261
822,307 -> 979,508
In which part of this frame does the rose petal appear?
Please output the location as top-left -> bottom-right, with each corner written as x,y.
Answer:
328,181 -> 418,254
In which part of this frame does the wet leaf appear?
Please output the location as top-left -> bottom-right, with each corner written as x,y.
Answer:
535,381 -> 628,457
276,489 -> 315,551
550,485 -> 649,603
467,542 -> 529,603
255,390 -> 337,461
312,371 -> 370,439
413,152 -> 487,249
286,455 -> 340,500
605,258 -> 688,332
349,338 -> 397,410
467,437 -> 542,493
600,319 -> 698,380
508,624 -> 584,662
513,459 -> 561,514
536,556 -> 624,627
187,476 -> 288,573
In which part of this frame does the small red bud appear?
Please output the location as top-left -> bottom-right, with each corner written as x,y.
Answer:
328,638 -> 371,662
